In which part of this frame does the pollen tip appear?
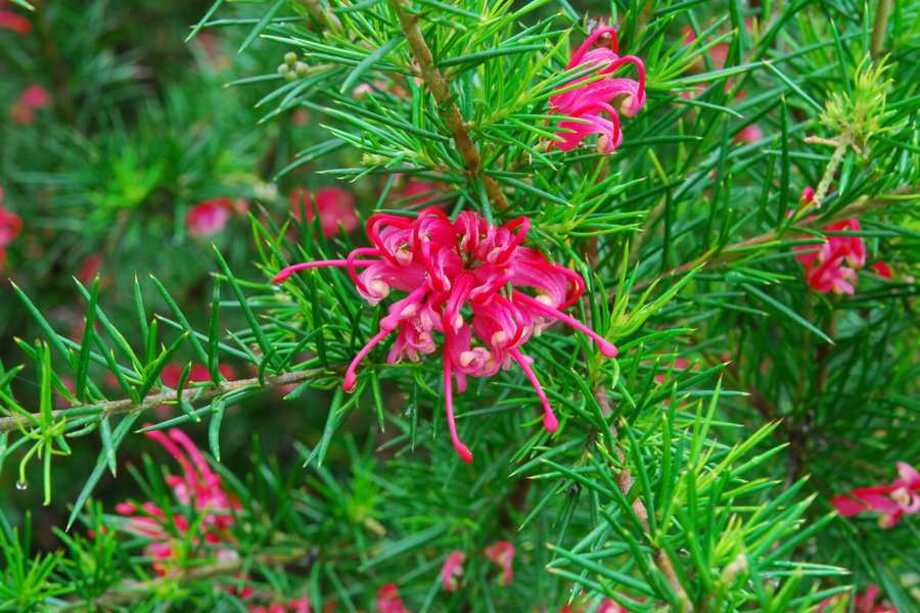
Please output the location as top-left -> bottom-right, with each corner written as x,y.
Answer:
455,445 -> 474,463
599,340 -> 619,358
272,271 -> 291,284
543,412 -> 559,433
343,374 -> 357,392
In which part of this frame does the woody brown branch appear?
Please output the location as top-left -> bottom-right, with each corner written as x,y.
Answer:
387,0 -> 509,211
0,369 -> 325,433
596,388 -> 694,612
871,0 -> 894,60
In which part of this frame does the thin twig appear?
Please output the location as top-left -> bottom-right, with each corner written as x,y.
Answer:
387,0 -> 509,211
0,369 -> 326,433
596,388 -> 694,612
871,0 -> 894,60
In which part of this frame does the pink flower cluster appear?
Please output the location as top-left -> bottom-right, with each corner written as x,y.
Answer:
9,84 -> 50,125
187,197 -> 248,237
831,461 -> 920,529
0,1 -> 30,35
0,186 -> 23,269
550,26 -> 647,154
441,541 -> 516,592
817,585 -> 896,613
290,187 -> 359,237
794,189 -> 867,295
115,428 -> 241,576
376,584 -> 409,613
274,208 -> 618,462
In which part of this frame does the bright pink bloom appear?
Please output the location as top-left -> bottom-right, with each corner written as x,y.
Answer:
115,428 -> 241,575
187,198 -> 246,237
831,462 -> 920,529
794,192 -> 866,295
9,85 -> 50,125
872,261 -> 892,279
734,123 -> 763,144
549,26 -> 647,154
290,187 -> 359,237
375,584 -> 408,613
441,550 -> 465,591
273,209 -> 617,462
0,5 -> 30,35
0,189 -> 23,249
0,187 -> 21,270
483,541 -> 515,586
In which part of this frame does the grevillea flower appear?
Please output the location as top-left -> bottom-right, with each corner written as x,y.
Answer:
817,585 -> 897,613
831,462 -> 920,529
9,84 -> 50,125
549,26 -> 647,154
187,198 -> 247,237
375,584 -> 408,613
273,208 -> 618,462
290,187 -> 359,237
441,550 -> 465,591
597,600 -> 627,613
794,188 -> 867,295
0,190 -> 23,248
483,541 -> 515,586
115,428 -> 241,575
0,2 -> 30,35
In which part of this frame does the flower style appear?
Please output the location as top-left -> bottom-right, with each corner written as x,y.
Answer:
483,540 -> 515,586
549,26 -> 647,154
0,187 -> 23,269
441,550 -> 465,592
115,428 -> 241,575
375,584 -> 409,613
9,84 -> 50,125
290,187 -> 359,237
831,461 -> 920,529
187,197 -> 247,237
273,208 -> 618,462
